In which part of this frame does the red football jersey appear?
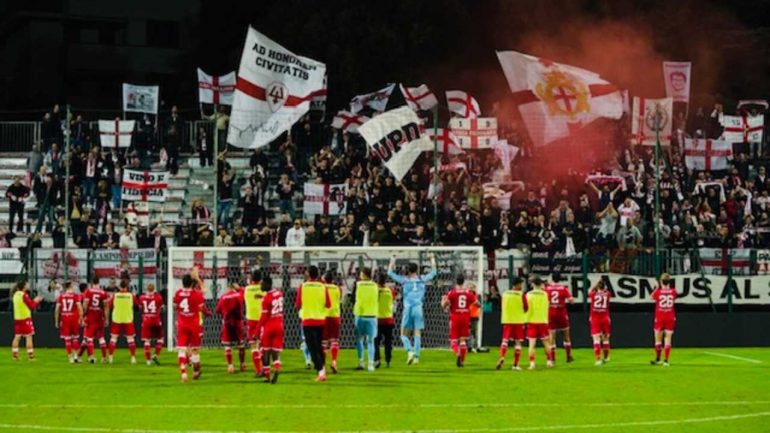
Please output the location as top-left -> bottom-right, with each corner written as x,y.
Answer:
589,289 -> 612,317
260,290 -> 284,326
138,292 -> 163,325
174,288 -> 206,328
216,289 -> 244,326
446,287 -> 477,317
83,287 -> 107,319
652,286 -> 677,319
544,284 -> 572,312
57,292 -> 81,319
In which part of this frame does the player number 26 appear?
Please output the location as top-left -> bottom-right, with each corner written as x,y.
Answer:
658,295 -> 674,308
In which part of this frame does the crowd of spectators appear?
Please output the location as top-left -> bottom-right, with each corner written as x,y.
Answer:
3,101 -> 770,276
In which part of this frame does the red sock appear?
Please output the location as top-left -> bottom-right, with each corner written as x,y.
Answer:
529,353 -> 535,363
72,338 -> 80,355
459,342 -> 468,362
128,341 -> 136,357
331,341 -> 339,362
144,342 -> 151,361
225,347 -> 233,365
108,341 -> 116,356
664,345 -> 671,361
499,342 -> 508,358
77,341 -> 86,357
238,347 -> 245,365
87,340 -> 95,357
64,339 -> 73,356
654,343 -> 662,361
551,347 -> 556,362
564,342 -> 572,358
593,343 -> 601,360
251,349 -> 261,373
450,340 -> 459,355
178,354 -> 188,374
273,360 -> 281,371
155,340 -> 163,357
514,348 -> 521,366
545,348 -> 553,362
602,343 -> 610,360
100,342 -> 107,358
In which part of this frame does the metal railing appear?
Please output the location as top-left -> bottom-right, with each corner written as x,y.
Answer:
0,122 -> 40,151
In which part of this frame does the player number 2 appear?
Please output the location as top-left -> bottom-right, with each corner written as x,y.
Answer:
550,291 -> 560,304
659,295 -> 674,308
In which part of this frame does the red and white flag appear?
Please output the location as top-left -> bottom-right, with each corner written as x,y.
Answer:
400,84 -> 438,111
449,117 -> 498,149
632,97 -> 673,145
684,138 -> 733,171
197,68 -> 236,105
121,169 -> 169,202
425,128 -> 463,155
125,201 -> 150,226
331,110 -> 369,133
662,61 -> 692,104
310,74 -> 328,117
303,183 -> 347,216
227,26 -> 326,149
98,119 -> 135,148
446,90 -> 480,118
350,83 -> 395,113
720,113 -> 764,144
496,50 -> 623,147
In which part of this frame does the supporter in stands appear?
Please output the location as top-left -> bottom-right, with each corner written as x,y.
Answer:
197,126 -> 213,168
215,226 -> 233,247
165,105 -> 183,175
218,169 -> 235,228
286,219 -> 306,247
119,225 -> 137,250
6,175 -> 30,234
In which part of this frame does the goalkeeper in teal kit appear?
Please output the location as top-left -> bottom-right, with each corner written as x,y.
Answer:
387,253 -> 437,365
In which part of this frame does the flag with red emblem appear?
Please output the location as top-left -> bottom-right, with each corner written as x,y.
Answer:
197,69 -> 236,105
350,83 -> 396,113
449,117 -> 498,149
720,113 -> 764,144
632,97 -> 673,145
303,183 -> 347,216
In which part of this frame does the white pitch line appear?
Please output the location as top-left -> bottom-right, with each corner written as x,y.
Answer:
0,401 -> 768,410
702,351 -> 763,364
0,411 -> 769,433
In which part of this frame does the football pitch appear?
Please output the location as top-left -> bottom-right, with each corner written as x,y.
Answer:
0,348 -> 768,433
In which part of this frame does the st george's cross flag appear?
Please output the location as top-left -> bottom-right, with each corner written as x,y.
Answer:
197,69 -> 236,105
331,110 -> 370,133
449,117 -> 498,149
400,84 -> 438,112
350,83 -> 396,113
99,119 -> 135,148
121,170 -> 169,202
631,97 -> 673,145
359,106 -> 432,181
303,183 -> 347,216
425,128 -> 463,155
446,90 -> 480,118
684,138 -> 733,171
496,50 -> 623,147
720,113 -> 764,144
227,26 -> 326,149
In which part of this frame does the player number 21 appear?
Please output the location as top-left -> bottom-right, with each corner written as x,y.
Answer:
593,296 -> 608,309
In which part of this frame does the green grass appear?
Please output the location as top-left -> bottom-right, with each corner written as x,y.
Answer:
0,347 -> 768,432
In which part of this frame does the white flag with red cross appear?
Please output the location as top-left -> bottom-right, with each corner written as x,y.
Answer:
684,138 -> 733,171
197,68 -> 236,105
227,26 -> 326,149
359,106 -> 432,181
425,127 -> 463,155
662,61 -> 692,104
98,119 -> 135,148
121,169 -> 169,202
720,114 -> 764,144
350,83 -> 396,113
631,97 -> 673,145
446,90 -> 480,118
449,117 -> 498,149
331,110 -> 370,133
303,183 -> 347,216
400,84 -> 438,112
496,50 -> 623,147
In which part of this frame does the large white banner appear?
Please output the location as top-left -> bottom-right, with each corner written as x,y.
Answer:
98,119 -> 135,148
359,106 -> 432,181
34,249 -> 89,299
662,61 -> 692,104
92,249 -> 158,293
683,138 -> 733,171
449,117 -> 498,149
227,26 -> 326,149
197,68 -> 236,105
303,183 -> 347,216
350,83 -> 395,113
0,248 -> 23,274
632,97 -> 673,145
122,83 -> 159,114
121,169 -> 169,202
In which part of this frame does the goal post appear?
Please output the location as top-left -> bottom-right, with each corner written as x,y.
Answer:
165,246 -> 485,351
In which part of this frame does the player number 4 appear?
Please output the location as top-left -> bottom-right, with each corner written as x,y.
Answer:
179,298 -> 190,314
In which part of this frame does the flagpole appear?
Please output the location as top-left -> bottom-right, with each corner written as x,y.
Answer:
432,106 -> 439,244
213,103 -> 219,232
64,104 -> 72,280
654,108 -> 662,278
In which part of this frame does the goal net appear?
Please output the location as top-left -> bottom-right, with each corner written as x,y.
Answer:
165,246 -> 485,351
